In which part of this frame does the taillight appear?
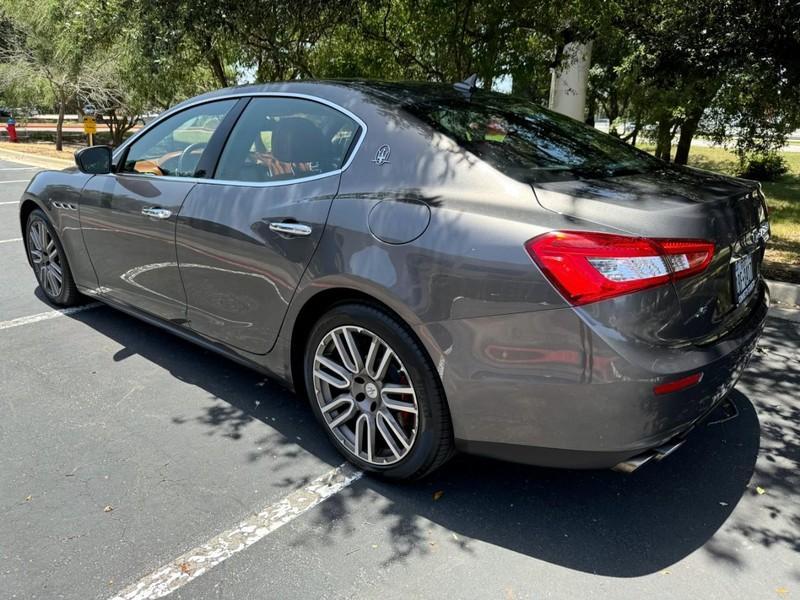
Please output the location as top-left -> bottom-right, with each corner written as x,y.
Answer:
525,231 -> 714,305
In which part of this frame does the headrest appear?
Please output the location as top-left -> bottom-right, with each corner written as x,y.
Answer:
271,117 -> 329,164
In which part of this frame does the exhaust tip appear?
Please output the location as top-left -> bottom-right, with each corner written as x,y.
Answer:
612,438 -> 687,473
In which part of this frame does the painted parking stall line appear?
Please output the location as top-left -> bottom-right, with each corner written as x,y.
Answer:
108,463 -> 363,600
0,167 -> 40,171
0,179 -> 33,184
0,200 -> 20,205
0,303 -> 101,331
0,237 -> 22,244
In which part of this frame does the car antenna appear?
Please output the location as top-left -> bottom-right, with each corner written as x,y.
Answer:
453,73 -> 479,97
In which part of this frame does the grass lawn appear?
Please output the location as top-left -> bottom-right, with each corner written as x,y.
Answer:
0,141 -> 79,162
640,144 -> 799,283
682,146 -> 799,283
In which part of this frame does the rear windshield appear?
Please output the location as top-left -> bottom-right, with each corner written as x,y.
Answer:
405,94 -> 660,182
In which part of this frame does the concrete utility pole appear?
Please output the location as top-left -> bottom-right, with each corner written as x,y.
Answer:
548,41 -> 593,121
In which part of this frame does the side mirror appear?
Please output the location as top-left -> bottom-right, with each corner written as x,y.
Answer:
75,145 -> 112,175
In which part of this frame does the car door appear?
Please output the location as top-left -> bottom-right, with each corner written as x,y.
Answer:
80,99 -> 238,322
175,96 -> 363,354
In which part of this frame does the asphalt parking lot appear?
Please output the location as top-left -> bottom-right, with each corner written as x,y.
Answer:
1,156 -> 798,600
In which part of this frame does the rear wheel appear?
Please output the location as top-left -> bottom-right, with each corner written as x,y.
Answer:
304,303 -> 454,480
26,209 -> 81,307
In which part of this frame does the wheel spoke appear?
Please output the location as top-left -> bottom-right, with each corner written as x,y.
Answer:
342,328 -> 364,372
327,397 -> 356,429
30,249 -> 44,264
376,412 -> 403,458
379,409 -> 412,449
354,413 -> 374,462
314,355 -> 351,389
373,346 -> 394,380
41,267 -> 51,294
322,394 -> 353,414
364,336 -> 379,376
49,261 -> 62,281
382,394 -> 418,414
46,268 -> 60,295
331,330 -> 358,373
29,225 -> 42,251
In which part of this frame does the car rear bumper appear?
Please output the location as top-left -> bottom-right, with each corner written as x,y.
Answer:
420,282 -> 769,469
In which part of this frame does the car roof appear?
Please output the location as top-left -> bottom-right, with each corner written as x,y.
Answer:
174,79 -> 500,111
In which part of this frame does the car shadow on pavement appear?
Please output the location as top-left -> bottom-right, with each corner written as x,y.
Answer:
67,306 -> 785,578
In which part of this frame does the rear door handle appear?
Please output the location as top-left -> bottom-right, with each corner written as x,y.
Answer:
268,221 -> 312,237
141,207 -> 172,219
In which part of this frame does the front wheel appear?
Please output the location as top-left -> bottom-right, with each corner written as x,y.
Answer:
304,303 -> 454,480
26,209 -> 82,307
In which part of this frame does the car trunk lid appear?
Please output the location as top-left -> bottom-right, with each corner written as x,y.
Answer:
532,166 -> 769,344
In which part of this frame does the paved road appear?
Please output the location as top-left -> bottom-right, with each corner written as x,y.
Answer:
0,158 -> 798,599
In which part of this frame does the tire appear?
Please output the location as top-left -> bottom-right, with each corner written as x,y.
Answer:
25,209 -> 82,307
304,303 -> 454,480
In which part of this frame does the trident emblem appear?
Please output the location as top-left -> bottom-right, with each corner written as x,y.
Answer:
372,144 -> 391,165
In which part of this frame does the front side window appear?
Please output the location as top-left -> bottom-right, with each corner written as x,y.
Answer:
215,97 -> 359,183
122,100 -> 236,177
406,94 -> 660,182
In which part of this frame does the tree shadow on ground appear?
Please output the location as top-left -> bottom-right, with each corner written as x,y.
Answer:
66,307 -> 798,578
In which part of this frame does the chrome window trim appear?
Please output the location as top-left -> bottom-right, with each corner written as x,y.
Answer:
112,92 -> 368,188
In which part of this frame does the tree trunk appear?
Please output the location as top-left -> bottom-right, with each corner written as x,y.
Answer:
113,124 -> 125,147
585,93 -> 596,127
208,51 -> 228,88
654,118 -> 672,161
673,113 -> 701,165
55,96 -> 65,152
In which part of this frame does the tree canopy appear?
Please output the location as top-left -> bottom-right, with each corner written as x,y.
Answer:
0,0 -> 797,160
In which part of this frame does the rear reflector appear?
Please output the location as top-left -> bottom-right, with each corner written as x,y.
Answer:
653,372 -> 704,395
525,231 -> 714,305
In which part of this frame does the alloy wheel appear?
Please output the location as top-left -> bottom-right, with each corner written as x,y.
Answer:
28,219 -> 63,298
312,325 -> 419,466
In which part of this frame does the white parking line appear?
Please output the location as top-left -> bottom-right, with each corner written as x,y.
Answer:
0,237 -> 22,244
0,200 -> 20,205
108,463 -> 363,600
0,167 -> 39,171
0,303 -> 101,330
0,179 -> 32,184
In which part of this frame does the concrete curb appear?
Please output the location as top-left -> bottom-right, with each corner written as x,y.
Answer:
770,305 -> 800,324
0,148 -> 73,170
767,279 -> 800,308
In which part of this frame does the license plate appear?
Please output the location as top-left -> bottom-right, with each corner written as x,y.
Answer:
732,252 -> 756,305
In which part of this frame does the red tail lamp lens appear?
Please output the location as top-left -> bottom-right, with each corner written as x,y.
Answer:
525,231 -> 714,305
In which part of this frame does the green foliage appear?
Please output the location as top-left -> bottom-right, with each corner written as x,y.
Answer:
737,153 -> 790,182
0,0 -> 797,160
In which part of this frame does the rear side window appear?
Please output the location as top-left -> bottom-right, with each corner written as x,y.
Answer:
215,97 -> 359,183
406,95 -> 659,182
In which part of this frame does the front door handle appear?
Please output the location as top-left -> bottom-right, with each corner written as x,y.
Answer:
268,221 -> 312,237
141,207 -> 172,219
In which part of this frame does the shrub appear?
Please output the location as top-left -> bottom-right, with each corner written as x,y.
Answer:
737,153 -> 789,181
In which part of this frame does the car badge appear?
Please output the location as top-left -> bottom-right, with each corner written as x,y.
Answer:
372,144 -> 391,165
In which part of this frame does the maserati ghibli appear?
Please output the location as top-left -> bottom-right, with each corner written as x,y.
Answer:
19,79 -> 770,479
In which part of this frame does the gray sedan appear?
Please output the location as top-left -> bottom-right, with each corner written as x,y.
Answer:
19,80 -> 769,479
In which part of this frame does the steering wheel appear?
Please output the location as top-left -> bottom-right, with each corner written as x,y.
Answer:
177,142 -> 208,177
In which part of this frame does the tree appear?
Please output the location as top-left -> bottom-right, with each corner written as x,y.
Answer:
590,0 -> 800,164
0,0 -> 124,149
